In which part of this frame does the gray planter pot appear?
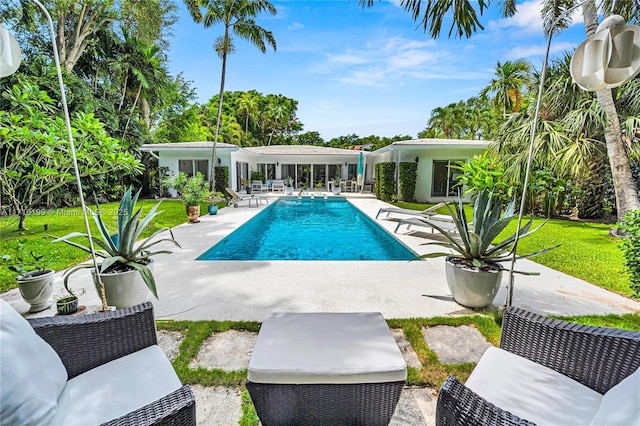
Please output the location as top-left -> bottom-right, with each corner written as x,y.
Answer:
92,260 -> 153,309
17,269 -> 54,312
445,257 -> 502,308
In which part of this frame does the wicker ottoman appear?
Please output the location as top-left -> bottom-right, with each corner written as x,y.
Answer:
247,312 -> 407,426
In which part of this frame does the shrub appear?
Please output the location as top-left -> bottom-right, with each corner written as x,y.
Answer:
375,162 -> 395,202
399,162 -> 417,202
619,210 -> 640,296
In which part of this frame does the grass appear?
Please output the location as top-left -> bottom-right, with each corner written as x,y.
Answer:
0,199 -> 219,293
393,201 -> 632,298
156,312 -> 640,425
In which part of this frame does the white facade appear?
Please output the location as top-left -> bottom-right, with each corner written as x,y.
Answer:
141,139 -> 489,202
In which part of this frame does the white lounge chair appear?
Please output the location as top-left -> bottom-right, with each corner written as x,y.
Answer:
376,202 -> 450,220
394,216 -> 459,234
271,180 -> 285,192
226,188 -> 268,208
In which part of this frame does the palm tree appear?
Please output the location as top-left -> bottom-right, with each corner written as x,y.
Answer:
481,59 -> 533,119
183,0 -> 277,189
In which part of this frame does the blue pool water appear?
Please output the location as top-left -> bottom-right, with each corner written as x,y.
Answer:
197,197 -> 416,260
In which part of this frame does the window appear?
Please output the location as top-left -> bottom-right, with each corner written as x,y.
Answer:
178,160 -> 208,179
257,163 -> 276,180
432,160 -> 464,197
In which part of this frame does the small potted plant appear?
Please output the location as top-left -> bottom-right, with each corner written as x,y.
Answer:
1,241 -> 54,312
418,189 -> 559,308
54,187 -> 181,310
284,177 -> 294,195
332,176 -> 343,195
315,182 -> 323,192
164,172 -> 210,223
207,191 -> 226,215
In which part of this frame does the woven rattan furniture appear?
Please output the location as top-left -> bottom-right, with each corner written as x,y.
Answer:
436,306 -> 640,426
1,301 -> 195,425
247,312 -> 407,426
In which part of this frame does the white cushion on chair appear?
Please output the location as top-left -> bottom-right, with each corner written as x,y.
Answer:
0,299 -> 68,425
590,367 -> 639,426
465,346 -> 602,425
52,345 -> 182,425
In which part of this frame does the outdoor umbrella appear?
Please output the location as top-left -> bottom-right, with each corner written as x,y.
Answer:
357,151 -> 364,189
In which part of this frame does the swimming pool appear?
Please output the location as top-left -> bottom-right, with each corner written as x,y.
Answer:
197,197 -> 417,260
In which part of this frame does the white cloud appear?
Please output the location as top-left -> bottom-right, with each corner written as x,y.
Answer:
505,41 -> 577,59
327,53 -> 369,65
288,22 -> 304,31
488,0 -> 583,35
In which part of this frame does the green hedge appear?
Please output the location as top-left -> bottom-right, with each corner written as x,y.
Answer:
620,209 -> 640,296
214,166 -> 229,194
399,162 -> 418,202
375,162 -> 396,202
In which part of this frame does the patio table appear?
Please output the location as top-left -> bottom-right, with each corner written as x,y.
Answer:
247,312 -> 407,425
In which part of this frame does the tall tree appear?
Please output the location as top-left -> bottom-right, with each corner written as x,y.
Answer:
237,90 -> 259,146
481,59 -> 533,119
541,0 -> 640,222
183,0 -> 277,189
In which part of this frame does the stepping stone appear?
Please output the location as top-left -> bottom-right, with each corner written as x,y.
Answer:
191,330 -> 258,371
392,329 -> 422,368
422,325 -> 491,364
390,387 -> 437,425
157,330 -> 184,362
190,385 -> 242,425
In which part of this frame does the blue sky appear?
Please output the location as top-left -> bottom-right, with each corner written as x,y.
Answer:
167,0 -> 587,140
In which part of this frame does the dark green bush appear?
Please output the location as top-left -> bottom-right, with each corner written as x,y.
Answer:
619,210 -> 640,296
214,166 -> 229,194
375,162 -> 396,202
399,162 -> 417,202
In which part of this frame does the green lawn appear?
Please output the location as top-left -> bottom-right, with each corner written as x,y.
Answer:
0,199 -> 217,293
392,201 -> 632,298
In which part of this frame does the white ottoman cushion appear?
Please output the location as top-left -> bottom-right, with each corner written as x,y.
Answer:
52,345 -> 182,425
0,299 -> 68,425
248,312 -> 407,384
590,367 -> 639,425
465,346 -> 602,425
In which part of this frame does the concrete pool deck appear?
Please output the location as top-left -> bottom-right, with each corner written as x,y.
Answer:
4,194 -> 639,320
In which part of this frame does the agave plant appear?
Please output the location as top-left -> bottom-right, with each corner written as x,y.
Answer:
54,187 -> 181,298
419,190 -> 559,273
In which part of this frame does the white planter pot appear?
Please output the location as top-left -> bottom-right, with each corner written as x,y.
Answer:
284,187 -> 293,195
17,269 -> 54,312
332,187 -> 342,195
445,257 -> 502,308
92,260 -> 153,309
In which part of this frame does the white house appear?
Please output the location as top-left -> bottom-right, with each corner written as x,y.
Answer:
141,138 -> 489,203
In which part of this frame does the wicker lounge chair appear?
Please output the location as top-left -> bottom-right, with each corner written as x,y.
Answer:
376,201 -> 448,219
226,187 -> 268,208
436,306 -> 640,426
1,300 -> 195,425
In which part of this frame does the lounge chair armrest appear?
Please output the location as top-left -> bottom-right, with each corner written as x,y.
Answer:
29,302 -> 157,379
101,385 -> 196,426
436,376 -> 534,426
501,307 -> 640,393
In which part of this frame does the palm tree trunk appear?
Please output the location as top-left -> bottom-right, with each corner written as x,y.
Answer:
582,2 -> 640,221
210,28 -> 229,191
118,74 -> 129,113
122,84 -> 142,140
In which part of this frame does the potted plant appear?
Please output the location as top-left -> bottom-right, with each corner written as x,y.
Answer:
418,190 -> 559,308
54,187 -> 181,310
315,182 -> 323,192
332,176 -> 343,195
1,242 -> 54,312
284,177 -> 294,195
164,172 -> 210,223
207,191 -> 226,215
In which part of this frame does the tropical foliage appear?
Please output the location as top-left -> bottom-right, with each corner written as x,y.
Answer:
619,210 -> 640,296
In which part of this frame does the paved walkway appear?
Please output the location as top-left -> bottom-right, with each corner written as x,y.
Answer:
4,194 -> 639,319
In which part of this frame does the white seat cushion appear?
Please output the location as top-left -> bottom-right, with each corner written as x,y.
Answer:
465,346 -> 602,425
248,312 -> 407,384
52,345 -> 182,425
590,367 -> 639,425
0,299 -> 68,425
